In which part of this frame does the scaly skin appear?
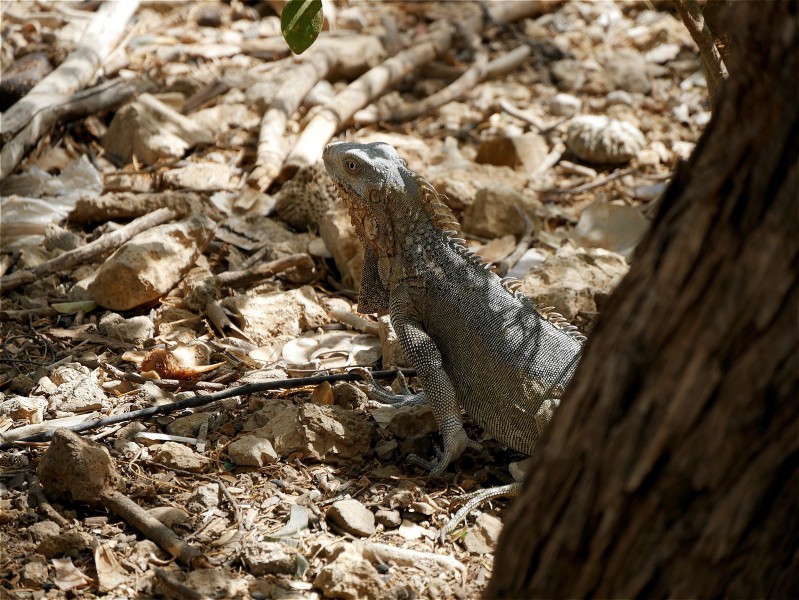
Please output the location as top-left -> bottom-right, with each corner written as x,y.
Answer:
323,141 -> 583,476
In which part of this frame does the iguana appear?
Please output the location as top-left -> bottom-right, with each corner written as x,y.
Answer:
322,141 -> 585,530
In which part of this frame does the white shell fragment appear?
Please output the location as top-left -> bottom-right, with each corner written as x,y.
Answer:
282,331 -> 382,372
565,115 -> 646,164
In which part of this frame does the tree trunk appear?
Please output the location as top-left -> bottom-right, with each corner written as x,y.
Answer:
487,2 -> 797,598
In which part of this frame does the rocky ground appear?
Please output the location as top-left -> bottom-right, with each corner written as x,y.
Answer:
0,1 -> 709,597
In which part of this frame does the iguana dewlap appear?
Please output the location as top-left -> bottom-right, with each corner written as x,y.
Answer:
323,141 -> 584,476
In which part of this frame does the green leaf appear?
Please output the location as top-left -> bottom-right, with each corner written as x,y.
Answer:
281,0 -> 323,55
51,300 -> 97,314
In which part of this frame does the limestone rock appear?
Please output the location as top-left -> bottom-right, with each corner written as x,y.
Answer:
327,499 -> 376,537
0,395 -> 46,423
103,94 -> 214,165
462,513 -> 503,554
547,93 -> 582,117
162,162 -> 237,192
247,402 -> 375,462
37,531 -> 94,559
151,441 -> 212,473
427,162 -> 526,210
226,435 -> 278,467
88,215 -> 216,310
387,405 -> 437,439
604,48 -> 651,94
572,201 -> 650,258
42,363 -> 107,414
375,508 -> 402,529
27,520 -> 61,543
37,429 -> 123,506
224,286 -> 329,356
378,315 -> 405,368
166,413 -> 213,437
565,115 -> 645,164
314,544 -> 384,599
475,132 -> 548,174
187,483 -> 221,512
319,205 -> 362,289
98,313 -> 154,344
241,541 -> 298,576
462,185 -> 539,239
520,246 -> 629,321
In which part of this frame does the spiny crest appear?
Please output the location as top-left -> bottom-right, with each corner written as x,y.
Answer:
414,174 -> 462,235
536,305 -> 587,343
451,242 -> 491,268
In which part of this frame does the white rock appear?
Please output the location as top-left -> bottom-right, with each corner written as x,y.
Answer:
566,115 -> 646,164
103,94 -> 214,165
520,246 -> 630,321
573,201 -> 650,257
547,93 -> 582,116
88,215 -> 216,310
314,543 -> 384,599
226,435 -> 278,467
327,499 -> 376,537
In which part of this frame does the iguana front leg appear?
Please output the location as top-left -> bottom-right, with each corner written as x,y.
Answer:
391,286 -> 473,475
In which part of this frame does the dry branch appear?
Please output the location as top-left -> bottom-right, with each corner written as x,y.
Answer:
673,0 -> 728,105
282,1 -> 552,176
0,368 -> 417,450
0,1 -> 139,177
356,44 -> 535,125
248,35 -> 386,190
0,207 -> 182,293
0,78 -> 136,181
210,253 -> 315,288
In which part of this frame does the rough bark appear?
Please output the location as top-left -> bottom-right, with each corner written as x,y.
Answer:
487,2 -> 798,598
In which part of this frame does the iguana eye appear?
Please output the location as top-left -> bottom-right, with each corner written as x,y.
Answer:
345,159 -> 358,172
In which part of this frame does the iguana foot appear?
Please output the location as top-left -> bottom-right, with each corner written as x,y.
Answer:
352,367 -> 427,407
408,421 -> 473,475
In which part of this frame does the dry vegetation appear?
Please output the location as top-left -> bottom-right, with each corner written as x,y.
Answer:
0,1 -> 713,597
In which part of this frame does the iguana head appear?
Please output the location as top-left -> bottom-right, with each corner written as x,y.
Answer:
323,141 -> 461,313
323,141 -> 458,246
322,141 -> 414,254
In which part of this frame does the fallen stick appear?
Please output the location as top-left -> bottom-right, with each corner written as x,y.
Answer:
0,207 -> 182,293
356,50 -> 489,125
209,253 -> 314,288
282,23 -> 455,176
248,35 -> 386,191
0,368 -> 418,449
356,44 -> 536,125
248,50 -> 335,191
541,167 -> 636,195
0,0 -> 139,175
1,77 -> 137,180
357,541 -> 467,582
282,2 -> 550,175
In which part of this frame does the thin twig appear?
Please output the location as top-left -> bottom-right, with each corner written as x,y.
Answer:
103,363 -> 227,391
209,253 -> 314,288
0,207 -> 182,293
541,167 -> 635,195
0,368 -> 417,449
